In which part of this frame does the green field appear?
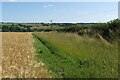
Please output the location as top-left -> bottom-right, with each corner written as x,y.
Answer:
33,32 -> 118,78
1,19 -> 119,78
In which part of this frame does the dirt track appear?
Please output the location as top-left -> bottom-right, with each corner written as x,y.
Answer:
2,32 -> 51,78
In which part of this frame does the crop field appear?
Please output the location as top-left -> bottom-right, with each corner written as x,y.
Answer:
1,29 -> 118,78
0,32 -> 2,79
33,32 -> 118,78
2,32 -> 51,78
1,1 -> 119,79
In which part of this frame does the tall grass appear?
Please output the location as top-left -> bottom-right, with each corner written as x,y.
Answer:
33,33 -> 85,78
33,32 -> 118,78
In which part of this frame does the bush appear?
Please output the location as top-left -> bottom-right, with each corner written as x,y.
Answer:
108,19 -> 120,31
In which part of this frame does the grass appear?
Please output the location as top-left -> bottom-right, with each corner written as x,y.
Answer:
33,33 -> 83,78
33,32 -> 118,78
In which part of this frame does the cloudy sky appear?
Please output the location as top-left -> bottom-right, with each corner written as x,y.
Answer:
2,1 -> 118,23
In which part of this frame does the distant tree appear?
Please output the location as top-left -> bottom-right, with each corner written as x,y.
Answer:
27,27 -> 31,32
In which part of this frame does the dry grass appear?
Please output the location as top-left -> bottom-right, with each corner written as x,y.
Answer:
0,32 -> 2,79
2,32 -> 51,78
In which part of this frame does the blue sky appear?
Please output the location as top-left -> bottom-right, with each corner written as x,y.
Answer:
2,2 -> 118,23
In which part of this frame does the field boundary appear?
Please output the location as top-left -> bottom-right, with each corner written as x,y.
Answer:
32,33 -> 98,78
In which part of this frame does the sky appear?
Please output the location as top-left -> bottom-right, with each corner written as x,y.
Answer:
2,2 -> 118,23
1,0 -> 120,2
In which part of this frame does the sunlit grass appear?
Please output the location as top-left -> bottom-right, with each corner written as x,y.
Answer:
33,32 -> 118,78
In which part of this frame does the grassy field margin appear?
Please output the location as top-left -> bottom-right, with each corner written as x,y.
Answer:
32,33 -> 96,78
32,33 -> 118,78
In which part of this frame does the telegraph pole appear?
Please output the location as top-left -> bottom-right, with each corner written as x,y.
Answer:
50,20 -> 53,27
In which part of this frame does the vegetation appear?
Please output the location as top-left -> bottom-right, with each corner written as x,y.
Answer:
1,23 -> 32,32
33,32 -> 118,78
1,19 -> 119,44
55,19 -> 120,44
1,19 -> 119,78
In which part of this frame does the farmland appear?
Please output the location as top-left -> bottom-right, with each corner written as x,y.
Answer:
1,19 -> 119,78
1,1 -> 120,79
2,32 -> 51,78
33,32 -> 118,78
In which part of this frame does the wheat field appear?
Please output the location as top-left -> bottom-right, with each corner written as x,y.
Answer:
2,32 -> 51,78
0,32 -> 2,79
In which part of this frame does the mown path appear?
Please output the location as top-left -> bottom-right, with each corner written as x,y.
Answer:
2,32 -> 51,78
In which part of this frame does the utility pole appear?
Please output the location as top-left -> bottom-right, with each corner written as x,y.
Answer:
50,20 -> 53,27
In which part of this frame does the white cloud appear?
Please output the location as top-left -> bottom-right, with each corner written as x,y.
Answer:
43,4 -> 53,8
48,4 -> 53,7
43,5 -> 47,8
